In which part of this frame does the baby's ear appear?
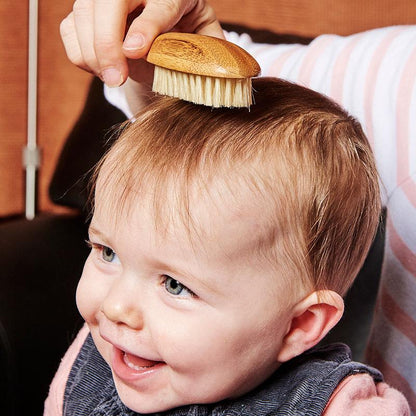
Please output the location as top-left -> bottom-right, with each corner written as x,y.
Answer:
277,290 -> 344,363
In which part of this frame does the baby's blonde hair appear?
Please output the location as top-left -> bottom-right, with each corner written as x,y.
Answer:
94,78 -> 381,296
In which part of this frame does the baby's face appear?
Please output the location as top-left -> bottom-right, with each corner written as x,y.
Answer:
77,179 -> 300,413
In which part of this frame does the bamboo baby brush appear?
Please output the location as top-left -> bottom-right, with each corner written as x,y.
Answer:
147,32 -> 261,108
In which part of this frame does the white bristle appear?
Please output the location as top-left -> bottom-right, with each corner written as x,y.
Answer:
152,66 -> 253,108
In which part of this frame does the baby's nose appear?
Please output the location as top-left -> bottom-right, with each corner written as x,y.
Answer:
101,277 -> 144,330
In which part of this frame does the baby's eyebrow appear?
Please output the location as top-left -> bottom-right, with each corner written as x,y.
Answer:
162,261 -> 220,295
88,225 -> 111,245
88,225 -> 99,237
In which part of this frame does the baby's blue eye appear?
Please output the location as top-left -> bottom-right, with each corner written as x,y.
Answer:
86,240 -> 120,265
102,246 -> 117,263
164,276 -> 194,297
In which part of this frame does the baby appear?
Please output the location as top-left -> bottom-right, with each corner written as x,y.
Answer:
45,78 -> 409,415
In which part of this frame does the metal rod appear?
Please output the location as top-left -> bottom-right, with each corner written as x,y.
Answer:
25,0 -> 39,220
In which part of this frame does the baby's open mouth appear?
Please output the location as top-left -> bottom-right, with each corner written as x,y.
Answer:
123,351 -> 160,371
111,345 -> 165,382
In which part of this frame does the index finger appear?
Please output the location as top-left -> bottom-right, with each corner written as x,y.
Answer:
93,0 -> 134,86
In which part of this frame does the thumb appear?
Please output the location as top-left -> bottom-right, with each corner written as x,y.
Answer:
122,0 -> 223,59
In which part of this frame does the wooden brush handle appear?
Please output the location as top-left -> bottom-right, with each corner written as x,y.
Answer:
147,32 -> 260,79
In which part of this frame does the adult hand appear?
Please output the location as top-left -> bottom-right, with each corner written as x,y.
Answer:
60,0 -> 224,87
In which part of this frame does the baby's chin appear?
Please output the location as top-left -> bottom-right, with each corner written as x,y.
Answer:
114,373 -> 268,414
114,374 -> 230,414
114,380 -> 192,414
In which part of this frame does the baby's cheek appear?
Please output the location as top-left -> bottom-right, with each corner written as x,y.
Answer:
76,258 -> 103,324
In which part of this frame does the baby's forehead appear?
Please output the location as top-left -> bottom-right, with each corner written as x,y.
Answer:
94,164 -> 279,257
97,162 -> 268,223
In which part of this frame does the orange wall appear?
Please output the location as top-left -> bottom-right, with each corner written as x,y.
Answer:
211,0 -> 416,37
0,1 -> 28,215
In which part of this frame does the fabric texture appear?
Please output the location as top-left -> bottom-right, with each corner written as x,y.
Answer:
324,374 -> 410,415
45,327 -> 410,415
44,325 -> 90,416
62,333 -> 382,416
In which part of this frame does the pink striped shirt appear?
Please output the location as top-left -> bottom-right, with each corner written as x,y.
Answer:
226,26 -> 416,413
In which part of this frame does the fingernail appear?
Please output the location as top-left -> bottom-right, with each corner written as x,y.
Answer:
102,68 -> 123,87
123,33 -> 145,51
